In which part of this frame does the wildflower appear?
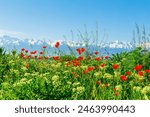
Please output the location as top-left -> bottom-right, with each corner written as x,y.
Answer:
38,56 -> 42,59
76,48 -> 85,55
43,46 -> 47,48
138,71 -> 143,76
96,81 -> 101,85
88,66 -> 93,71
134,65 -> 142,71
71,72 -> 76,75
23,56 -> 27,59
76,48 -> 82,55
103,73 -> 113,79
52,75 -> 59,81
134,74 -> 145,82
25,64 -> 29,68
20,53 -> 24,57
84,69 -> 89,74
144,69 -> 150,73
120,75 -> 127,81
33,50 -> 37,54
133,86 -> 141,92
74,75 -> 79,78
126,71 -> 131,75
81,48 -> 85,53
94,51 -> 99,55
25,50 -> 28,53
72,60 -> 80,67
52,56 -> 59,60
55,42 -> 60,48
21,48 -> 25,51
112,64 -> 119,69
40,51 -> 43,54
77,56 -> 84,61
115,92 -> 119,96
94,72 -> 101,77
105,56 -> 109,59
45,56 -> 49,59
95,57 -> 100,61
141,86 -> 150,94
115,85 -> 122,91
100,63 -> 105,67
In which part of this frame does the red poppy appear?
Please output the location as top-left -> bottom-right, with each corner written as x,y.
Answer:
76,48 -> 82,55
43,46 -> 47,48
144,69 -> 150,73
33,50 -> 37,54
30,52 -> 34,54
74,75 -> 79,78
134,65 -> 142,71
76,48 -> 85,55
59,60 -> 63,62
112,64 -> 119,69
115,92 -> 119,96
138,71 -> 143,76
81,48 -> 85,52
28,55 -> 31,58
20,53 -> 24,57
23,56 -> 27,59
88,66 -> 93,71
25,50 -> 28,53
95,57 -> 101,61
101,56 -> 104,59
126,71 -> 131,75
84,69 -> 89,74
55,42 -> 60,48
71,72 -> 76,75
100,63 -> 105,67
77,56 -> 84,61
66,62 -> 71,67
105,56 -> 109,59
52,56 -> 59,60
94,51 -> 99,55
96,81 -> 101,85
40,51 -> 43,54
120,75 -> 127,81
21,48 -> 25,51
45,56 -> 49,59
38,56 -> 43,60
73,60 -> 80,67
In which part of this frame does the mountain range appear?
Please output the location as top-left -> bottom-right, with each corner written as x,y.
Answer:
0,35 -> 134,55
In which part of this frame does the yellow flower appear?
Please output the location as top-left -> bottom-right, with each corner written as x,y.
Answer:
20,78 -> 27,82
52,75 -> 59,82
133,86 -> 141,92
115,85 -> 122,91
134,74 -> 145,82
141,86 -> 150,94
94,72 -> 101,77
103,73 -> 113,79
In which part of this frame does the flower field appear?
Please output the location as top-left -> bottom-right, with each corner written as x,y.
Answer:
0,42 -> 150,100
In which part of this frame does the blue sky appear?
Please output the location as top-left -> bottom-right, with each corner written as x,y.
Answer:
0,0 -> 150,42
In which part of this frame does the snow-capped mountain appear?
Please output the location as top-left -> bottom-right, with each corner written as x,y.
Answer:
0,35 -> 133,48
0,35 -> 136,55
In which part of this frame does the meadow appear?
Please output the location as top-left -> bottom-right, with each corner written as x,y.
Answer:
0,41 -> 150,100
